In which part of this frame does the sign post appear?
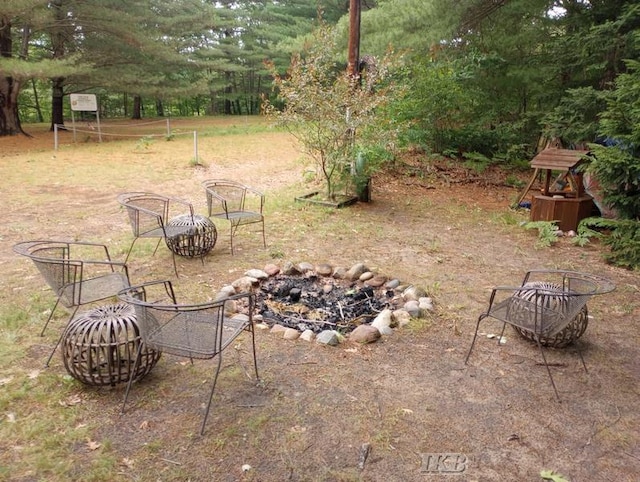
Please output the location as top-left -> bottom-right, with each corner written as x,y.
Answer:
69,94 -> 101,142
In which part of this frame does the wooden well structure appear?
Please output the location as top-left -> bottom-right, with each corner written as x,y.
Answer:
517,148 -> 596,232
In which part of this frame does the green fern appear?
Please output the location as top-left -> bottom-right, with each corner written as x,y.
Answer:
523,220 -> 560,248
576,217 -> 640,269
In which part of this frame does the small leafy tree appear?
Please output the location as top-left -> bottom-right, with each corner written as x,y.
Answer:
263,22 -> 405,200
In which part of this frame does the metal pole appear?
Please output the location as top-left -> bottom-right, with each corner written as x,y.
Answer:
71,110 -> 77,143
95,107 -> 102,143
193,131 -> 198,164
166,118 -> 170,137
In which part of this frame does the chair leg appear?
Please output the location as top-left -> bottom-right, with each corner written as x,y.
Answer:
45,306 -> 79,368
249,323 -> 259,381
40,296 -> 63,336
534,336 -> 561,402
575,340 -> 588,373
229,224 -> 236,255
170,252 -> 179,277
464,314 -> 487,364
122,342 -> 144,414
260,220 -> 266,249
201,352 -> 224,436
123,238 -> 138,266
151,238 -> 163,256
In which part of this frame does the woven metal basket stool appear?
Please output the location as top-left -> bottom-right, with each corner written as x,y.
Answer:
61,303 -> 161,386
510,281 -> 589,348
165,214 -> 217,258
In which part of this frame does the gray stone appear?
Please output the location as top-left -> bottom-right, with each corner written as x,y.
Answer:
365,275 -> 387,288
359,271 -> 375,282
403,285 -> 427,301
298,261 -> 314,273
282,261 -> 302,275
216,285 -> 237,299
270,324 -> 287,334
245,268 -> 269,280
385,279 -> 401,290
332,267 -> 347,279
419,297 -> 434,312
300,329 -> 316,342
283,328 -> 301,340
371,309 -> 394,335
316,264 -> 333,276
346,263 -> 368,281
393,309 -> 412,327
404,300 -> 421,318
232,276 -> 258,293
349,324 -> 381,344
316,330 -> 340,346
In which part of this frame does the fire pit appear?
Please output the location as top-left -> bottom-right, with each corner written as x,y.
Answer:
257,273 -> 394,334
218,261 -> 434,345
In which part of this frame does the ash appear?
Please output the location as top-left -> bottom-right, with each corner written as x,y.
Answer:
256,274 -> 394,334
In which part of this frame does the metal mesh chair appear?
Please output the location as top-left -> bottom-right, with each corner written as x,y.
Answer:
202,179 -> 266,254
13,240 -> 131,366
118,280 -> 259,435
465,269 -> 615,401
117,192 -> 201,276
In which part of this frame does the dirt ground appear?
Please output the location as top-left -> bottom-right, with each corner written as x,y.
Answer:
1,121 -> 639,482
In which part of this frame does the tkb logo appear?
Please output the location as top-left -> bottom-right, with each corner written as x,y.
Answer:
420,453 -> 468,474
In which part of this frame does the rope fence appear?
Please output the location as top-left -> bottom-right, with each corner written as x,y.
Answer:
53,120 -> 201,163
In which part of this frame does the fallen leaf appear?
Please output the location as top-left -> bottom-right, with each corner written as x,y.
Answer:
27,370 -> 40,379
540,469 -> 570,482
59,395 -> 83,407
121,457 -> 135,468
0,377 -> 14,386
86,439 -> 101,451
139,420 -> 149,430
6,412 -> 16,423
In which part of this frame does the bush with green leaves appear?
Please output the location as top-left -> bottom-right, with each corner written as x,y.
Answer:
263,23 -> 406,200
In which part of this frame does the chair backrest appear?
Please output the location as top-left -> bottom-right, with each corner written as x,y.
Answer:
118,280 -> 254,359
14,241 -> 81,306
117,192 -> 171,237
13,240 -> 127,308
203,180 -> 264,218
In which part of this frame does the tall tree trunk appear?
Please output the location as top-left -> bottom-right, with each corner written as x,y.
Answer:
132,95 -> 142,119
156,98 -> 164,117
347,0 -> 361,78
0,77 -> 25,136
0,16 -> 27,136
49,0 -> 66,131
50,77 -> 65,130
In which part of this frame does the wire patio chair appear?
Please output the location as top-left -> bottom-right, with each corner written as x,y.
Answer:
464,269 -> 615,401
118,280 -> 259,435
202,179 -> 266,255
117,192 -> 201,276
13,240 -> 131,366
